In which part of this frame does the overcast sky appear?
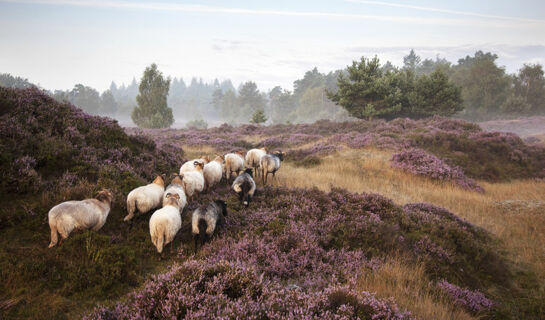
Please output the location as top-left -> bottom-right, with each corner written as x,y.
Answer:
1,0 -> 544,92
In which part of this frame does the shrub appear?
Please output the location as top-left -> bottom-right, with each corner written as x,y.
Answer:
390,148 -> 484,192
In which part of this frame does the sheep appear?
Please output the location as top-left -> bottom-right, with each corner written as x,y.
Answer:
245,147 -> 267,177
181,161 -> 205,201
260,151 -> 285,185
149,193 -> 182,254
203,155 -> 224,191
191,200 -> 227,251
232,168 -> 256,207
48,189 -> 113,248
179,156 -> 210,174
124,175 -> 165,221
224,151 -> 245,180
162,174 -> 187,213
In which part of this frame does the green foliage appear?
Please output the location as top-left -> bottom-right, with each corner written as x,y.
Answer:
250,108 -> 267,124
408,69 -> 463,118
451,51 -> 510,119
131,63 -> 174,128
510,64 -> 545,115
186,119 -> 208,129
0,73 -> 36,89
327,56 -> 403,120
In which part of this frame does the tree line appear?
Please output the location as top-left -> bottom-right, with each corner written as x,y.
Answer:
1,49 -> 544,128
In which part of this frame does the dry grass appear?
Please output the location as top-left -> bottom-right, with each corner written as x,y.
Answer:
278,148 -> 545,279
357,256 -> 476,320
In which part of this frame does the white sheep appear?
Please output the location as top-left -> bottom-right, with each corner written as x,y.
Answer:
181,161 -> 205,201
192,200 -> 227,251
179,156 -> 210,174
245,148 -> 267,177
203,155 -> 224,191
48,189 -> 113,248
149,193 -> 182,253
260,151 -> 285,185
124,175 -> 165,221
224,151 -> 245,180
162,174 -> 187,213
232,168 -> 256,207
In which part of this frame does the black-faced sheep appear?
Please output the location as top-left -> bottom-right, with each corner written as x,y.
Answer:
260,151 -> 285,185
232,168 -> 256,207
191,200 -> 227,251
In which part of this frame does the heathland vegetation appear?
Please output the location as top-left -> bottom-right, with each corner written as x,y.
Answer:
1,86 -> 544,319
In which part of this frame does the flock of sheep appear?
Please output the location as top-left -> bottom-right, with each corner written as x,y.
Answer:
47,148 -> 285,253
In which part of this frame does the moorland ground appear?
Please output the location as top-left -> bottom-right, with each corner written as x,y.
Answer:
1,87 -> 544,319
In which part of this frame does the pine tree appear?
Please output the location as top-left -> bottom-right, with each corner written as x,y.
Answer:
250,108 -> 267,124
131,64 -> 174,128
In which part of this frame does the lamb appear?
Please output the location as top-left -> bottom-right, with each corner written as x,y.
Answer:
191,200 -> 227,251
149,193 -> 182,253
179,156 -> 210,174
232,168 -> 256,207
48,189 -> 113,248
245,148 -> 267,177
224,151 -> 245,180
124,175 -> 165,221
181,161 -> 205,201
162,174 -> 187,213
203,155 -> 224,191
260,151 -> 285,185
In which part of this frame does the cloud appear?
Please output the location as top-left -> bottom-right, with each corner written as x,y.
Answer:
1,0 -> 537,28
346,0 -> 545,23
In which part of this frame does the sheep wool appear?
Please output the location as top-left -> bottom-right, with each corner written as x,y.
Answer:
124,175 -> 165,221
48,190 -> 113,248
162,174 -> 187,212
149,193 -> 182,253
203,155 -> 224,190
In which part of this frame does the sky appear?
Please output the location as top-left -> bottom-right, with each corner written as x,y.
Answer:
1,0 -> 544,92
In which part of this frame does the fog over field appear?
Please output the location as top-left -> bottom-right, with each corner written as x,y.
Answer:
1,1 -> 545,320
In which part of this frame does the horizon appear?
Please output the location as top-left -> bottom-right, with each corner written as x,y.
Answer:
1,0 -> 545,93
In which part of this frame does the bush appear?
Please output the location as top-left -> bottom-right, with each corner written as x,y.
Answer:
185,119 -> 208,129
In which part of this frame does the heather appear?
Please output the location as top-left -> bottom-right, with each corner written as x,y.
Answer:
0,87 -> 183,195
85,185 -> 520,319
437,279 -> 494,313
391,148 -> 484,192
128,116 -> 545,181
0,87 -> 184,319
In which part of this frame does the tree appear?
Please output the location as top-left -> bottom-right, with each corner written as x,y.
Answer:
451,51 -> 510,119
100,90 -> 118,116
327,56 -> 403,120
131,63 -> 173,128
512,64 -> 545,115
403,49 -> 421,71
238,81 -> 265,120
68,84 -> 101,114
250,108 -> 267,124
408,69 -> 463,118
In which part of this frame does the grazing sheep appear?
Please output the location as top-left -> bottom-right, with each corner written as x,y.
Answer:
245,148 -> 267,177
232,168 -> 256,207
181,161 -> 205,201
149,193 -> 182,253
180,156 -> 210,174
260,151 -> 285,185
224,151 -> 245,180
203,155 -> 224,191
191,200 -> 227,251
162,174 -> 187,213
48,189 -> 113,248
124,175 -> 165,221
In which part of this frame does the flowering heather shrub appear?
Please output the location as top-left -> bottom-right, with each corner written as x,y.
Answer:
391,148 -> 484,192
286,142 -> 340,167
86,260 -> 412,320
0,87 -> 183,195
437,279 -> 494,313
87,185 -> 506,318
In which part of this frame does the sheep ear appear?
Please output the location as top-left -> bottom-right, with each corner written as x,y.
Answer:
173,193 -> 180,199
166,193 -> 172,198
